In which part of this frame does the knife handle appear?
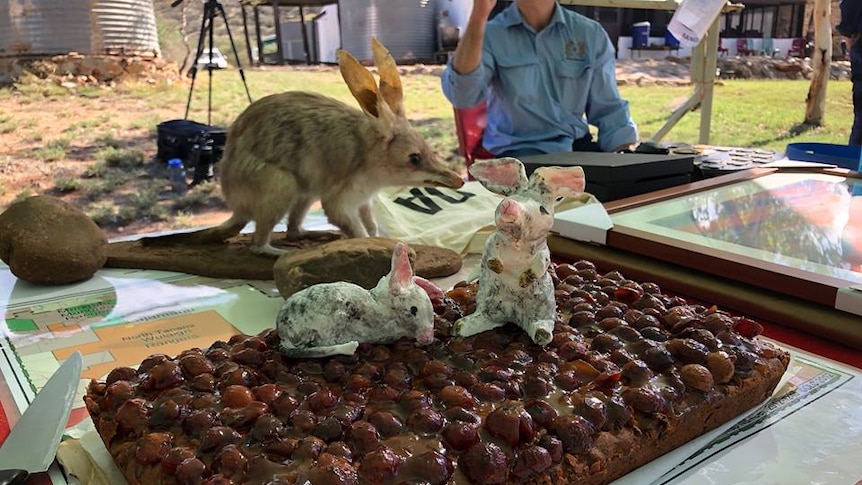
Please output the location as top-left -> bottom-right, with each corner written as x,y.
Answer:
0,470 -> 28,485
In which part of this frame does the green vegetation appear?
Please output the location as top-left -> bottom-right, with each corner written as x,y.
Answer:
33,138 -> 71,162
52,176 -> 81,193
622,80 -> 854,148
98,146 -> 145,168
0,114 -> 18,134
126,70 -> 855,153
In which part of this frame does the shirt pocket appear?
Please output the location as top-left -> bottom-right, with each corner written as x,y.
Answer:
495,55 -> 540,103
557,59 -> 589,78
554,59 -> 591,112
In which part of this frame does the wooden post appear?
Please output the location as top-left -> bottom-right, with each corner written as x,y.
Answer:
240,4 -> 255,66
804,0 -> 832,126
299,6 -> 312,64
254,6 -> 263,64
272,0 -> 284,65
699,18 -> 721,144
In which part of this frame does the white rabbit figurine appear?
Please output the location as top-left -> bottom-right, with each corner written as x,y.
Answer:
454,158 -> 586,346
145,38 -> 463,256
277,241 -> 438,357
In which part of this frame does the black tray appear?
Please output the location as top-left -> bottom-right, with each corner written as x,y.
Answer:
586,173 -> 692,202
519,152 -> 695,184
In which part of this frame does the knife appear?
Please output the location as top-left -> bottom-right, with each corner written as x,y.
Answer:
0,351 -> 83,485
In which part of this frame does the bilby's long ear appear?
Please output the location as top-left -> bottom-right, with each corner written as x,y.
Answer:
371,37 -> 405,117
338,48 -> 380,117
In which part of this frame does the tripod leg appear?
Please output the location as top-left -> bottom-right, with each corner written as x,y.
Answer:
207,0 -> 215,125
185,3 -> 213,120
217,2 -> 253,104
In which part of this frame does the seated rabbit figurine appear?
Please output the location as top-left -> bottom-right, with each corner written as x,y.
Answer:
454,158 -> 586,345
147,38 -> 463,255
277,241 -> 438,357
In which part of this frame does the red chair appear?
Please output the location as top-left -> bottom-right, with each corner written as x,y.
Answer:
788,37 -> 807,58
453,101 -> 495,176
736,38 -> 753,56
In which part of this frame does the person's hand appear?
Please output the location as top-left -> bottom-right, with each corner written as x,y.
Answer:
612,143 -> 637,153
471,0 -> 497,21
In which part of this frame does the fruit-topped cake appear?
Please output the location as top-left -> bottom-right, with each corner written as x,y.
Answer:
84,257 -> 789,485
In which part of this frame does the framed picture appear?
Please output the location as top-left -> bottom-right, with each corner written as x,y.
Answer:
603,167 -> 862,316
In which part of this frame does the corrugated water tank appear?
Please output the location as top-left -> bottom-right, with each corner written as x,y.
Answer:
0,0 -> 159,57
340,0 -> 436,63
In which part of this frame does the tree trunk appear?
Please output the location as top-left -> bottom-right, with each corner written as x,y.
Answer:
804,0 -> 832,126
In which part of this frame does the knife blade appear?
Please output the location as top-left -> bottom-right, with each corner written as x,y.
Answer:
0,351 -> 83,485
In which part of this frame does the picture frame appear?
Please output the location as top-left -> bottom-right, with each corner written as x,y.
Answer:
601,167 -> 862,316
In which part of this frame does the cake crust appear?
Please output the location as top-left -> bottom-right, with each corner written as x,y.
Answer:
85,260 -> 790,485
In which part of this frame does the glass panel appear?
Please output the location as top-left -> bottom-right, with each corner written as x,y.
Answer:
612,173 -> 862,284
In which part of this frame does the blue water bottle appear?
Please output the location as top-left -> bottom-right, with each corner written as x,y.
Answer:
167,158 -> 188,195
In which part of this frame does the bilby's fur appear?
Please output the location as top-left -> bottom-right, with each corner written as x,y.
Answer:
145,38 -> 463,255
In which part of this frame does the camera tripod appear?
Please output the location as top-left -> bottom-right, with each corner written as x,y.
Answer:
174,0 -> 253,125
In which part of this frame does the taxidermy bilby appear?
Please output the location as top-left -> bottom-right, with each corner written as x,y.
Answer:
146,38 -> 463,255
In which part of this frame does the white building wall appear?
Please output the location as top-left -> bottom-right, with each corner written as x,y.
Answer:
316,4 -> 341,64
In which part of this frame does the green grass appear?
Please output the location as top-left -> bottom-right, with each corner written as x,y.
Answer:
97,146 -> 145,168
33,138 -> 71,161
0,114 -> 18,134
622,80 -> 854,149
52,176 -> 81,193
63,114 -> 113,135
125,70 -> 853,155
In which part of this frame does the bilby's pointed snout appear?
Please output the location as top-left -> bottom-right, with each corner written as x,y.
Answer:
443,171 -> 465,188
425,167 -> 465,188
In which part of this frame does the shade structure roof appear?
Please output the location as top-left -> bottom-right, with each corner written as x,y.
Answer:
239,0 -> 337,6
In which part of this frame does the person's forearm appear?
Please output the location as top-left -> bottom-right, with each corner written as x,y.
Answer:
451,13 -> 489,75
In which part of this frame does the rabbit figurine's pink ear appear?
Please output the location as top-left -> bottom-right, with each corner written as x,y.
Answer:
389,242 -> 414,296
371,38 -> 405,117
469,158 -> 529,196
338,48 -> 380,117
530,166 -> 586,200
413,276 -> 444,302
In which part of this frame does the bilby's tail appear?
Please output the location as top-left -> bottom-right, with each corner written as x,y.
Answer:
140,216 -> 247,246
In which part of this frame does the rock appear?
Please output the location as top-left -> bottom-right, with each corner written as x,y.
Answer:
0,196 -> 107,284
274,238 -> 420,299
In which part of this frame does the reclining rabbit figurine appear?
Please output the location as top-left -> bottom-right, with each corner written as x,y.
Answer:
454,158 -> 586,346
147,38 -> 463,255
277,241 -> 438,357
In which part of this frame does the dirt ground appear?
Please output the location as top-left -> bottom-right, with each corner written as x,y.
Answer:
0,57 -> 234,239
0,96 -> 234,239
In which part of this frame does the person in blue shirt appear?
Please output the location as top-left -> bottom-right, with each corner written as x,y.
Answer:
838,0 -> 862,146
441,0 -> 638,158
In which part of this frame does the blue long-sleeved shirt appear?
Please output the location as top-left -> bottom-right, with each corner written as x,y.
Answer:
441,2 -> 638,154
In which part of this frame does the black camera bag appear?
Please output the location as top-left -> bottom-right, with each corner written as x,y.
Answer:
156,119 -> 227,165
